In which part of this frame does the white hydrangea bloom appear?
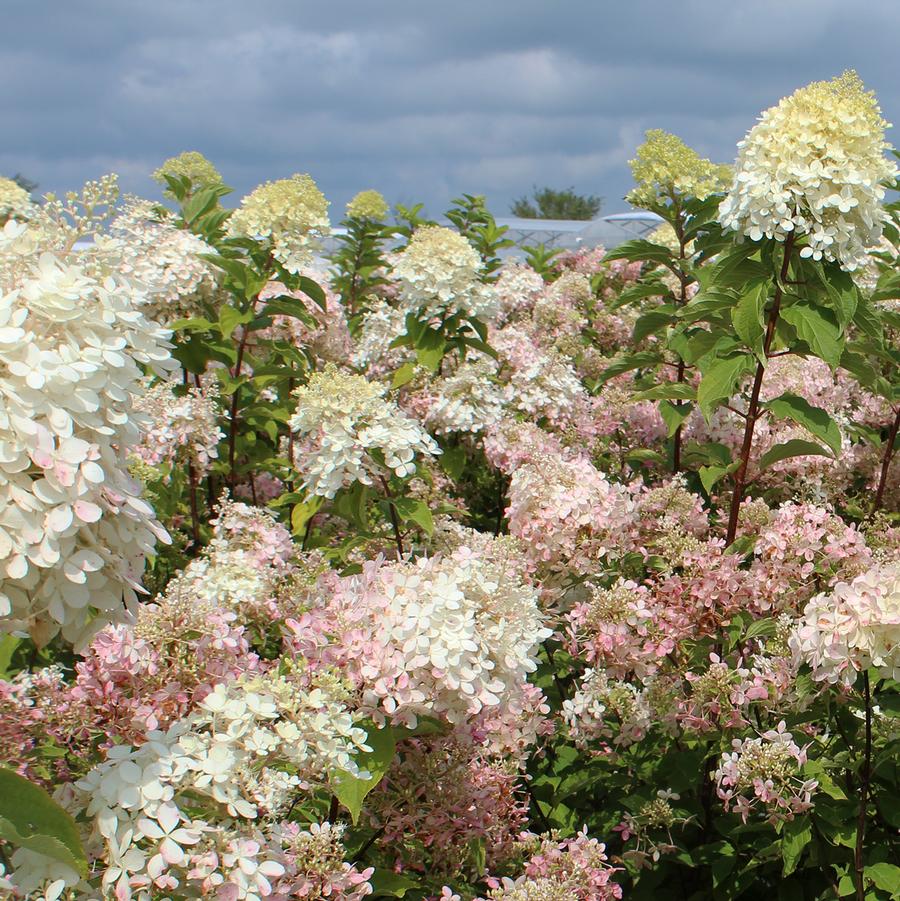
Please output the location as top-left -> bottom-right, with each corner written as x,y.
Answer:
289,365 -> 439,498
132,377 -> 222,477
346,546 -> 552,725
351,299 -> 412,372
227,173 -> 330,274
70,672 -> 370,897
424,358 -> 505,435
791,563 -> 900,686
0,226 -> 175,646
719,71 -> 897,271
97,199 -> 221,322
392,226 -> 498,321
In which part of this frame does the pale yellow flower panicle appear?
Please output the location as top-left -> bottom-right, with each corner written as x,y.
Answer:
346,189 -> 389,221
718,71 -> 898,270
153,151 -> 223,195
627,130 -> 731,209
0,177 -> 33,223
227,173 -> 331,274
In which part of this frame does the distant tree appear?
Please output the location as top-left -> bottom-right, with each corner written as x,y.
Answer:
9,173 -> 38,195
510,185 -> 602,220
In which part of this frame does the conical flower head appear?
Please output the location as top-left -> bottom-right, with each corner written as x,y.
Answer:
718,71 -> 897,270
627,130 -> 730,209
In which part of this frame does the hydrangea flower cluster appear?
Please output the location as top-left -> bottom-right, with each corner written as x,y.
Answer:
132,377 -> 222,477
0,177 -> 32,223
98,199 -> 221,322
289,365 -> 439,497
291,544 -> 551,727
0,224 -> 174,646
714,723 -> 817,823
718,70 -> 897,270
393,226 -> 498,321
792,563 -> 900,686
228,173 -> 331,274
627,129 -> 731,209
346,189 -> 389,220
152,151 -> 223,195
59,671 -> 371,899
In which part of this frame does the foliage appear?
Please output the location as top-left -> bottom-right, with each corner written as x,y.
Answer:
510,185 -> 603,220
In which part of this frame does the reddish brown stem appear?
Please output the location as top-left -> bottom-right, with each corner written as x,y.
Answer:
872,406 -> 900,514
725,232 -> 795,545
227,300 -> 259,490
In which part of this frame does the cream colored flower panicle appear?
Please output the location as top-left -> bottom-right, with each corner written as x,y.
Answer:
98,199 -> 221,322
0,220 -> 175,647
290,365 -> 439,498
346,189 -> 389,221
719,71 -> 898,270
0,177 -> 32,223
628,130 -> 731,209
153,151 -> 223,194
227,173 -> 330,273
393,225 -> 498,321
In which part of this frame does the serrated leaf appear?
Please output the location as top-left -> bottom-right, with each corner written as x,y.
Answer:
330,723 -> 396,824
781,302 -> 844,366
731,280 -> 768,359
781,816 -> 811,876
218,305 -> 255,340
699,464 -> 728,493
697,354 -> 755,420
392,497 -> 434,536
633,306 -> 677,343
632,382 -> 696,402
865,862 -> 900,896
757,439 -> 832,471
391,362 -> 416,389
659,400 -> 693,437
367,869 -> 420,897
0,768 -> 87,877
763,393 -> 842,456
596,351 -> 661,385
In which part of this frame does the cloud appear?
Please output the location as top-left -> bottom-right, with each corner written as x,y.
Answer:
3,0 -> 900,217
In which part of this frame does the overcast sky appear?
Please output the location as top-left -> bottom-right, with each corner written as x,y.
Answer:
3,1 -> 900,219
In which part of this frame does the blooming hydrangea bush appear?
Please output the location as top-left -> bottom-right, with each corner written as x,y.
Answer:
2,71 -> 900,901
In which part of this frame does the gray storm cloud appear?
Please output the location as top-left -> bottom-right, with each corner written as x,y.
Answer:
2,0 -> 898,216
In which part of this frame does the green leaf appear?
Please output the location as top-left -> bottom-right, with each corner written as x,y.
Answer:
781,302 -> 844,367
758,439 -> 832,471
763,393 -> 842,456
596,351 -> 662,385
218,304 -> 255,340
391,362 -> 417,389
699,465 -> 728,493
439,444 -> 467,481
330,723 -> 396,824
605,238 -> 675,266
731,280 -> 768,359
0,768 -> 88,877
781,815 -> 812,876
632,382 -> 696,402
744,616 -> 777,641
865,862 -> 900,897
291,497 -> 324,536
697,354 -> 755,420
0,635 -> 19,678
659,400 -> 692,438
297,275 -> 327,311
367,869 -> 420,897
391,497 -> 434,536
819,263 -> 859,327
633,306 -> 677,343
